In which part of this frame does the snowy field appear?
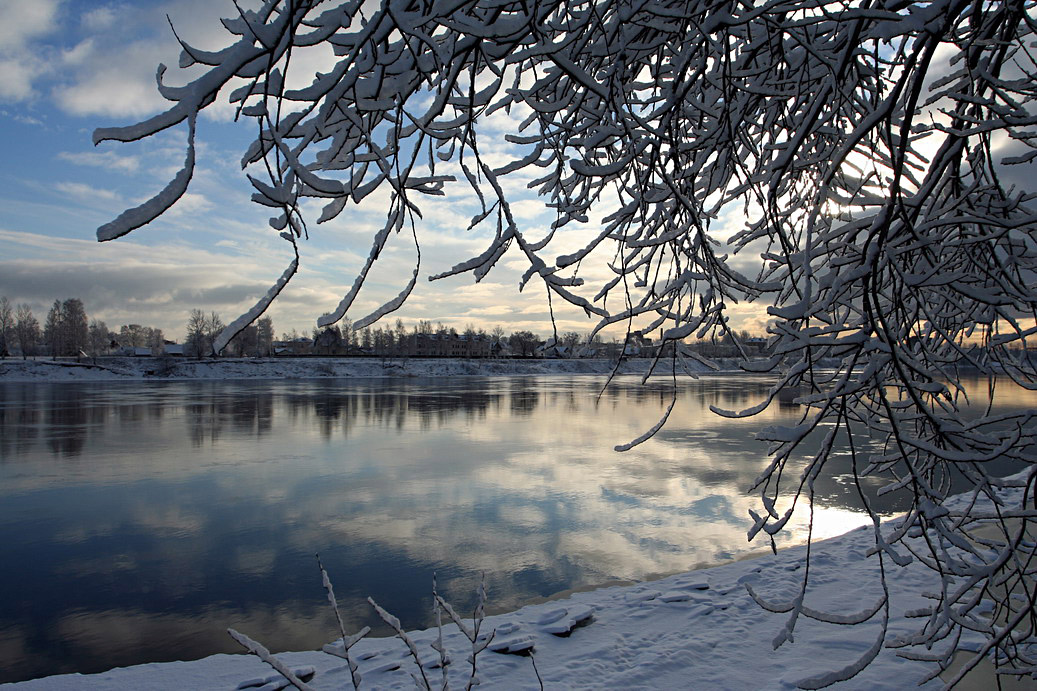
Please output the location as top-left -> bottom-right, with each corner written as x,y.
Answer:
0,356 -> 721,383
5,477 -> 1031,690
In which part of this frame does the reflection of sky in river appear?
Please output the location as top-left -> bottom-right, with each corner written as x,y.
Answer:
0,375 -> 1032,682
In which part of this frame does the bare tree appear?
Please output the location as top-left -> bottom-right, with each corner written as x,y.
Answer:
256,316 -> 275,356
206,312 -> 225,355
43,300 -> 62,356
187,312 -> 227,356
560,331 -> 582,355
394,318 -> 407,355
230,324 -> 260,357
508,331 -> 539,358
186,309 -> 213,358
340,316 -> 354,349
41,298 -> 88,356
148,327 -> 165,353
372,326 -> 390,354
94,1 -> 1037,685
116,324 -> 164,353
14,304 -> 39,359
39,298 -> 89,356
88,319 -> 112,357
61,299 -> 89,356
118,324 -> 147,348
0,297 -> 12,357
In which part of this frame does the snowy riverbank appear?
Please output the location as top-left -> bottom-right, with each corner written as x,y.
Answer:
0,356 -> 726,382
7,477 -> 1032,690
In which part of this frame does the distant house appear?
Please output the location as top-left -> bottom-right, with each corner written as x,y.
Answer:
536,340 -> 574,359
457,334 -> 492,358
116,346 -> 152,357
162,343 -> 185,357
313,329 -> 345,355
622,334 -> 654,357
744,337 -> 770,355
578,343 -> 605,358
402,333 -> 492,358
272,337 -> 313,356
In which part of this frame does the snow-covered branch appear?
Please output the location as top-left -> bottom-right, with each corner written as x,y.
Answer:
96,0 -> 1037,683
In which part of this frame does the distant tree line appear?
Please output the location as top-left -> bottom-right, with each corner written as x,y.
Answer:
295,318 -> 616,359
0,295 -> 767,361
293,319 -> 769,359
185,309 -> 274,358
0,296 -> 41,359
0,296 -> 169,358
112,323 -> 165,351
299,318 -> 529,357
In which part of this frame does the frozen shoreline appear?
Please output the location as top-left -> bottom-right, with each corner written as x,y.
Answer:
0,356 -> 730,383
6,476 -> 1029,689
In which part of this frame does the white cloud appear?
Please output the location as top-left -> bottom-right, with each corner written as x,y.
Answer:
163,191 -> 213,217
54,39 -> 171,117
9,112 -> 44,126
23,1 -> 244,118
0,226 -> 293,336
17,1 -> 334,121
81,6 -> 118,32
54,181 -> 120,202
58,150 -> 140,173
0,0 -> 61,101
0,57 -> 40,101
60,37 -> 95,66
0,0 -> 774,342
0,1 -> 275,117
0,0 -> 60,49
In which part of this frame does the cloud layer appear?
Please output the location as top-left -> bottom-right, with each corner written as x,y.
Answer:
0,0 -> 772,342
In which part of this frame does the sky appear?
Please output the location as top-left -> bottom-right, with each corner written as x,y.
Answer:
0,0 -> 773,344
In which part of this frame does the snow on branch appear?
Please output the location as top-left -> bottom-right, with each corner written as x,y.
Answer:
94,0 -> 1037,683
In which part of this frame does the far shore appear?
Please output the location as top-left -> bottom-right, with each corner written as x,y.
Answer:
0,355 -> 756,383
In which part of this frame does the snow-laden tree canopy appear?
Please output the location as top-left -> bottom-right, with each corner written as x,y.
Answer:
96,0 -> 1037,686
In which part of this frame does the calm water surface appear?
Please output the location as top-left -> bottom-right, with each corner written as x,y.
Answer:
0,374 -> 1031,682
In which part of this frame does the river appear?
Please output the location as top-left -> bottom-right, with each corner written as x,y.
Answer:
0,374 -> 1030,682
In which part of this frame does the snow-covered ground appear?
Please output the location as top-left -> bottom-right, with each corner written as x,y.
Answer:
0,356 -> 721,382
6,478 -> 1033,690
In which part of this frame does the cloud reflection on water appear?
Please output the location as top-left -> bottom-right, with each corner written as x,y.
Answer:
0,374 -> 1030,682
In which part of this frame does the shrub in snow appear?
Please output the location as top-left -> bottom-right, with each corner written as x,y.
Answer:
230,559 -> 507,690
